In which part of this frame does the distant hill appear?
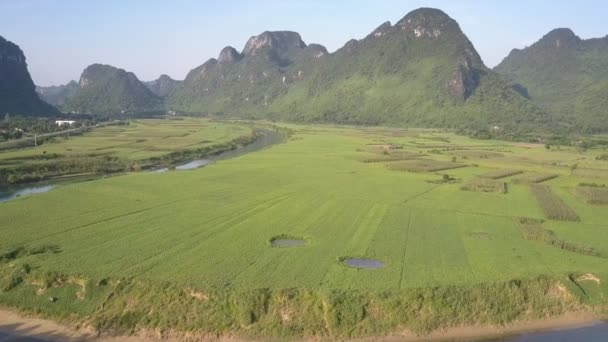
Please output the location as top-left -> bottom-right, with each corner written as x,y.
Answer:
0,35 -> 58,116
36,80 -> 78,106
169,8 -> 547,132
143,74 -> 182,98
494,28 -> 608,133
63,64 -> 162,115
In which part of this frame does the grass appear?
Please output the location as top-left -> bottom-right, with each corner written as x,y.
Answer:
514,173 -> 559,184
0,122 -> 607,338
386,159 -> 467,172
479,169 -> 523,180
461,178 -> 507,193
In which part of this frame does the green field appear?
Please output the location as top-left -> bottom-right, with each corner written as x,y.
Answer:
0,118 -> 255,185
1,122 -> 607,337
0,118 -> 251,163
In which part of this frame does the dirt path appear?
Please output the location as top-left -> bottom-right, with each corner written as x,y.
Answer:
0,308 -> 603,342
0,308 -> 95,341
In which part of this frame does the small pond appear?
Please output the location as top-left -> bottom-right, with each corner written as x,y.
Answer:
343,258 -> 384,269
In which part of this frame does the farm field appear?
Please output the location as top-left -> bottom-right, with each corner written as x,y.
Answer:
0,118 -> 251,165
0,118 -> 256,185
1,122 -> 607,337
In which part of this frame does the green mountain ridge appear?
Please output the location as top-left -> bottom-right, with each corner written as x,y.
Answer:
494,28 -> 608,133
63,64 -> 162,115
36,80 -> 79,106
143,74 -> 182,98
169,8 -> 548,132
0,35 -> 58,117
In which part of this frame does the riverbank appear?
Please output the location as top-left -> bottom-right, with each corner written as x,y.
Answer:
0,308 -> 604,342
0,125 -> 288,201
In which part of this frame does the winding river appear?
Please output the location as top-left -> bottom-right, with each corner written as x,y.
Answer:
0,128 -> 285,203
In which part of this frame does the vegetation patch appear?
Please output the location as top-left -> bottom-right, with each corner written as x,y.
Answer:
453,150 -> 505,159
386,159 -> 466,173
479,169 -> 523,180
576,184 -> 608,205
514,173 -> 559,184
469,232 -> 493,240
0,273 -> 587,338
516,218 -> 600,257
269,235 -> 308,248
0,244 -> 61,263
462,178 -> 508,193
529,185 -> 580,222
361,151 -> 421,163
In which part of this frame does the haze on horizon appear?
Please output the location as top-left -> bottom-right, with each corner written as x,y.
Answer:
2,0 -> 607,86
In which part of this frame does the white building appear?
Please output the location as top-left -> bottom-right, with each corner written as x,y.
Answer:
55,120 -> 75,126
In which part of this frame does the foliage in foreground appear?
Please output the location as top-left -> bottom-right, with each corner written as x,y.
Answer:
0,264 -> 598,339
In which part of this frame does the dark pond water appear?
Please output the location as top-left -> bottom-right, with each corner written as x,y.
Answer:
481,321 -> 608,342
343,258 -> 385,269
271,239 -> 306,247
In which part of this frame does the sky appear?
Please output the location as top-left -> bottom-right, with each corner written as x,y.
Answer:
1,0 -> 607,86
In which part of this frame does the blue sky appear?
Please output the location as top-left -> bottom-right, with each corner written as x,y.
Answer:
2,0 -> 607,86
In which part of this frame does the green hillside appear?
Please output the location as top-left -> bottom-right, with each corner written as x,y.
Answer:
36,80 -> 78,106
494,28 -> 608,133
169,8 -> 548,132
63,64 -> 162,115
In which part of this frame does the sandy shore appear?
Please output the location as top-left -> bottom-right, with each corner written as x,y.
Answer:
359,311 -> 603,341
0,308 -> 604,341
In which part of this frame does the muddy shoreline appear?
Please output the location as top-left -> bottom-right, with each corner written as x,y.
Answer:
0,308 -> 604,342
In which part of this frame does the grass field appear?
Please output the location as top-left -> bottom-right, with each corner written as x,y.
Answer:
0,118 -> 255,185
0,118 -> 251,163
1,123 -> 607,338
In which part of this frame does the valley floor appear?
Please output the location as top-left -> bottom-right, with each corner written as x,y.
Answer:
0,121 -> 607,338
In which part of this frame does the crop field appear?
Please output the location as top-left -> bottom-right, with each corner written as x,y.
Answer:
576,184 -> 608,204
461,178 -> 508,193
0,118 -> 251,168
1,122 -> 607,337
0,118 -> 254,185
530,184 -> 580,222
479,169 -> 523,180
513,172 -> 559,184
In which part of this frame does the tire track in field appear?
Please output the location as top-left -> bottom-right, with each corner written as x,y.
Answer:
24,199 -> 187,243
398,209 -> 412,289
402,184 -> 443,205
52,190 -> 282,267
118,192 -> 294,276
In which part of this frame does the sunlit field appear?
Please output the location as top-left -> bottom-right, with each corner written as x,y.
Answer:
1,123 -> 607,336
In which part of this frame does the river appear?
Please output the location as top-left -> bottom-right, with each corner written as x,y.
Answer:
0,128 -> 285,203
481,321 -> 608,342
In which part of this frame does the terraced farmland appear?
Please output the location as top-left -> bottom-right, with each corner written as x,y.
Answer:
0,123 -> 607,338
